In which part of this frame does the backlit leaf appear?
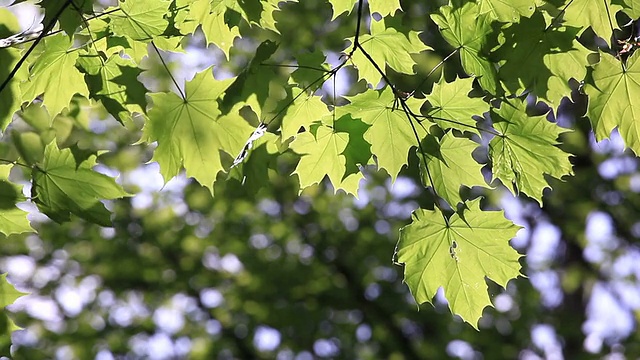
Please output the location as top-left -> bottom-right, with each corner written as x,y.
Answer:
291,124 -> 362,195
425,76 -> 489,135
492,11 -> 590,104
431,2 -> 499,93
109,0 -> 170,41
561,0 -> 623,41
417,133 -> 487,207
347,20 -> 430,86
489,99 -> 573,203
338,87 -> 428,180
584,51 -> 640,155
32,142 -> 129,226
178,0 -> 241,59
281,88 -> 331,140
20,34 -> 89,118
396,198 -> 522,328
0,165 -> 31,236
475,0 -> 536,23
145,68 -> 254,191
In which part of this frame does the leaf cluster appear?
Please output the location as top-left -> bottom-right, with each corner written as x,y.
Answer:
0,0 -> 639,332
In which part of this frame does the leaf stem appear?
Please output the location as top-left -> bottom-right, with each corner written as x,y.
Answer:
409,47 -> 460,98
151,41 -> 187,100
70,0 -> 105,66
0,159 -> 32,169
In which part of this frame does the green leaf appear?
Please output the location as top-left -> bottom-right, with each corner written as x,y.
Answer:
290,51 -> 330,88
221,40 -> 279,117
227,0 -> 297,33
327,0 -> 357,20
431,2 -> 499,93
585,51 -> 640,155
489,99 -> 573,203
145,68 -> 254,191
0,165 -> 31,236
40,0 -> 93,36
0,273 -> 25,310
475,0 -> 536,22
561,0 -> 623,41
291,124 -> 362,196
492,11 -> 590,104
369,0 -> 402,17
614,0 -> 640,17
347,20 -> 430,86
20,34 -> 89,118
338,87 -> 427,180
333,113 -> 373,180
32,141 -> 129,226
417,133 -> 487,207
178,0 -> 241,59
109,0 -> 170,41
425,76 -> 489,135
281,89 -> 331,140
396,198 -> 522,328
83,54 -> 148,123
0,47 -> 23,130
0,273 -> 27,335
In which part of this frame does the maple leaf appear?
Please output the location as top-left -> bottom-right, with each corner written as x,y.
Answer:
431,1 -> 499,93
225,0 -> 297,33
280,88 -> 331,140
39,0 -> 93,36
492,11 -> 590,104
584,51 -> 640,155
425,76 -> 489,135
83,54 -> 148,123
221,40 -> 279,117
31,142 -> 129,226
347,20 -> 430,86
369,0 -> 402,17
0,47 -> 23,130
290,51 -> 331,88
333,113 -> 373,182
561,0 -> 623,41
0,273 -> 27,336
0,165 -> 31,236
145,68 -> 254,191
327,0 -> 357,20
109,0 -> 170,41
489,99 -> 573,204
475,0 -> 536,23
176,0 -> 241,59
396,198 -> 522,328
291,124 -> 362,196
337,87 -> 428,181
417,133 -> 488,207
20,34 -> 89,118
615,0 -> 640,17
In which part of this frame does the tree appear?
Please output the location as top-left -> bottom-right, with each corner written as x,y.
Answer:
1,0 -> 640,358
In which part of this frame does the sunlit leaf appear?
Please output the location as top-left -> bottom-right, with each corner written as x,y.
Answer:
396,198 -> 522,328
32,142 -> 130,226
20,34 -> 89,118
338,87 -> 428,180
585,51 -> 640,155
489,99 -> 573,203
145,68 -> 254,191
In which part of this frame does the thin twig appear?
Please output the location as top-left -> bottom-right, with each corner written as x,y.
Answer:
150,41 -> 187,100
70,0 -> 105,66
0,0 -> 74,96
